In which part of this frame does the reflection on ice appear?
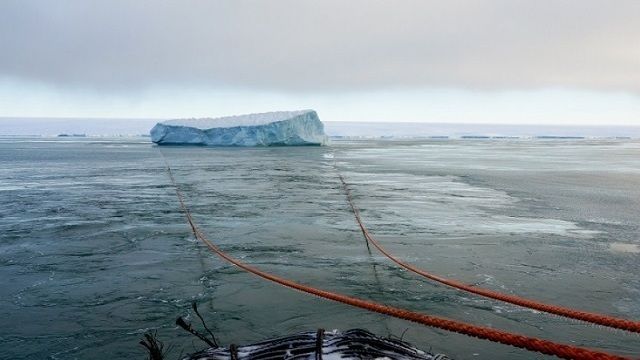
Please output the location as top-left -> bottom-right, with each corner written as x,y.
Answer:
344,171 -> 597,237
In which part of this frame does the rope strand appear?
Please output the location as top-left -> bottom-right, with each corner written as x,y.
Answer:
337,172 -> 640,334
160,155 -> 629,360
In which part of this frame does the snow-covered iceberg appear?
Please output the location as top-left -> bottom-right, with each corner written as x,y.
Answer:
150,110 -> 328,146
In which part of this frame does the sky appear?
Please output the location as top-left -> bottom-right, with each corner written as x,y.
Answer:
0,0 -> 639,125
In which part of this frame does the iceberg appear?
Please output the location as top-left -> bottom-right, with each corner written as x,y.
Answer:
150,110 -> 328,146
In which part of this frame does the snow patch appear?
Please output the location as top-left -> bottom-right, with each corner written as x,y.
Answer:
162,110 -> 313,128
609,242 -> 640,254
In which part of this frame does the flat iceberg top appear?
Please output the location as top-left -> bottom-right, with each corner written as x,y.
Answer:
161,110 -> 314,129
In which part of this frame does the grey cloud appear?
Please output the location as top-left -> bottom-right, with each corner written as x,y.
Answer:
1,0 -> 639,92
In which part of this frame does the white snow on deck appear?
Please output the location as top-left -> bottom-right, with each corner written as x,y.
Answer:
162,110 -> 313,129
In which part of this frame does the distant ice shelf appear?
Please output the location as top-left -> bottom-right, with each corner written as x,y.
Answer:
150,110 -> 328,146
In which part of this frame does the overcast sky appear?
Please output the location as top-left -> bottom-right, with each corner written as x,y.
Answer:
1,0 -> 639,124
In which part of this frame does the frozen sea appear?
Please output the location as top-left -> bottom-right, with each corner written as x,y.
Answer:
0,137 -> 639,359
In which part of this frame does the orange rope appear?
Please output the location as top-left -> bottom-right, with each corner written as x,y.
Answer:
161,158 -> 629,360
337,173 -> 640,334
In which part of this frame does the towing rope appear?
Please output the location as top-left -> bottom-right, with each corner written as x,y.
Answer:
160,156 -> 629,360
337,172 -> 640,334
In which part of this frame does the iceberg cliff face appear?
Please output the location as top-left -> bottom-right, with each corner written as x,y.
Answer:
150,110 -> 328,146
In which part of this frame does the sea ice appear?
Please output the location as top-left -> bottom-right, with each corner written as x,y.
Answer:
150,110 -> 328,146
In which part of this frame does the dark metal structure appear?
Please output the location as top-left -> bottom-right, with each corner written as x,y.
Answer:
183,329 -> 448,360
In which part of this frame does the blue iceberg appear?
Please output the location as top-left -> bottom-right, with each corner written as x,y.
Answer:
150,110 -> 328,146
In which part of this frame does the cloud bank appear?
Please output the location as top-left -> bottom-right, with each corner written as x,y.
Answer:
1,0 -> 639,93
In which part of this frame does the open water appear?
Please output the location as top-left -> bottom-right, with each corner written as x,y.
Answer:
0,138 -> 639,359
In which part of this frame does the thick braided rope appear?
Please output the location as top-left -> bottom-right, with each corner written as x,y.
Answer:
161,159 -> 628,360
338,173 -> 640,334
